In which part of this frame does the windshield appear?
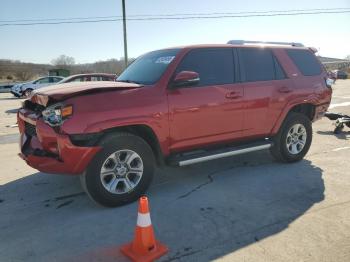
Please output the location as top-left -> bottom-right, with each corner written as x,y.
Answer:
117,49 -> 180,85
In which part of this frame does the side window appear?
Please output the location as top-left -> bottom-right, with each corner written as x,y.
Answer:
36,78 -> 50,84
274,56 -> 286,80
286,49 -> 321,76
91,76 -> 102,81
176,48 -> 234,87
71,77 -> 82,82
239,48 -> 275,82
83,76 -> 91,81
50,77 -> 61,83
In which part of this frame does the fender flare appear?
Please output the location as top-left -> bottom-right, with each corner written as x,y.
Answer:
82,119 -> 169,161
270,98 -> 317,135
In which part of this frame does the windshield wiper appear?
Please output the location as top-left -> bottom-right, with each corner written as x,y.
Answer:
117,79 -> 142,85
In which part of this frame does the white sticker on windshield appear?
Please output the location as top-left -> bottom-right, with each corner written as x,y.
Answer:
155,56 -> 175,64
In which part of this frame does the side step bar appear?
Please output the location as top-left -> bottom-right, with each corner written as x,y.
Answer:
169,141 -> 273,166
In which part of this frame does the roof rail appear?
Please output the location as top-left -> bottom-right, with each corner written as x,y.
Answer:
227,40 -> 304,47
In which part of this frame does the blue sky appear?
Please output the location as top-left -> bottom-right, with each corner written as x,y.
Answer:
0,0 -> 349,64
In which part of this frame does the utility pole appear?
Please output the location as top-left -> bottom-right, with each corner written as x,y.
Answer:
122,0 -> 128,68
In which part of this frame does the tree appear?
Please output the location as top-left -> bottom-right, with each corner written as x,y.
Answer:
51,55 -> 75,68
14,71 -> 34,81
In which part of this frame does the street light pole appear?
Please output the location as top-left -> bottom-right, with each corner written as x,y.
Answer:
122,0 -> 128,68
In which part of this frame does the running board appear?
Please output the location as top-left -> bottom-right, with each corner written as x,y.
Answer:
168,141 -> 272,166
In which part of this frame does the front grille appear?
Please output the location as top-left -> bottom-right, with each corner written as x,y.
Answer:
23,100 -> 45,114
25,122 -> 37,137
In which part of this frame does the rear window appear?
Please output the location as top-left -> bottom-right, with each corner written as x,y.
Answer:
286,49 -> 321,76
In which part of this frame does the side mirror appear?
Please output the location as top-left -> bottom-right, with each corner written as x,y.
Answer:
172,71 -> 200,88
326,77 -> 334,88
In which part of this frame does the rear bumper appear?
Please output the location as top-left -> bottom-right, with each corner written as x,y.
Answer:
17,109 -> 101,175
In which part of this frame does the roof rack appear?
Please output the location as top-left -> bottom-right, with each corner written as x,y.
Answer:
227,40 -> 304,47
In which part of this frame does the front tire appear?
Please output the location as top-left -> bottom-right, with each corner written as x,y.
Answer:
81,132 -> 155,207
270,113 -> 312,162
23,89 -> 33,98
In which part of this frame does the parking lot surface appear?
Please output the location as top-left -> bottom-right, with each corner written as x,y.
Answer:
0,80 -> 350,262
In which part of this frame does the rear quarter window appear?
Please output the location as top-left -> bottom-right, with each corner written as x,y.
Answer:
286,49 -> 321,76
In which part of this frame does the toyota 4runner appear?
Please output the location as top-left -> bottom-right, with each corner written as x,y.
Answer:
17,40 -> 332,207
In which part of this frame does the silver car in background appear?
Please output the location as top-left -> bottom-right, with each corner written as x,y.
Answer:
11,76 -> 63,97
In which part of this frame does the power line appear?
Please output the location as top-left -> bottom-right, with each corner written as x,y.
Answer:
0,15 -> 120,23
116,7 -> 350,17
0,10 -> 349,27
0,7 -> 349,23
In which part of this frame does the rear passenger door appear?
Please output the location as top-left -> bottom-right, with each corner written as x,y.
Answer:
238,48 -> 293,138
167,48 -> 244,152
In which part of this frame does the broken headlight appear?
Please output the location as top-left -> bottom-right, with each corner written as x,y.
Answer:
42,103 -> 73,127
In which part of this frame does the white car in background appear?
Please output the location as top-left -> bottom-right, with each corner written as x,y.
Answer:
11,76 -> 63,97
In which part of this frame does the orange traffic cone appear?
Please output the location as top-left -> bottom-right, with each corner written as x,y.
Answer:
120,196 -> 168,262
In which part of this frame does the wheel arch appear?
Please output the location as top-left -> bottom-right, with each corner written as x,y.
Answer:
289,103 -> 315,121
271,103 -> 316,135
71,124 -> 165,166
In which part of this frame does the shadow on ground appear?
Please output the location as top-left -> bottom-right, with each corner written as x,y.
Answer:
317,130 -> 350,140
0,151 -> 324,262
5,108 -> 19,114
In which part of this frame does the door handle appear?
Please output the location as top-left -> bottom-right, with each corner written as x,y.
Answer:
278,86 -> 292,93
225,91 -> 242,99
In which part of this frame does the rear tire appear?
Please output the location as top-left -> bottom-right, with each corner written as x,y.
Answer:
81,132 -> 155,207
334,125 -> 344,134
270,113 -> 312,163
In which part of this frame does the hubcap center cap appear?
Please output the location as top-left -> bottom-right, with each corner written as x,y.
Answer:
116,165 -> 127,176
292,134 -> 299,143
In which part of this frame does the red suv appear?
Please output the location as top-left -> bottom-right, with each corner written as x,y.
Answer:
17,41 -> 332,207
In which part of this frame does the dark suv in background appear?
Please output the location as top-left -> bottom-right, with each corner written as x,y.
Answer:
17,40 -> 332,207
333,70 -> 348,79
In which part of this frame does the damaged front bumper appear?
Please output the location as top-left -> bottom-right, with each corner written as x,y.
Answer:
10,91 -> 21,98
17,109 -> 101,175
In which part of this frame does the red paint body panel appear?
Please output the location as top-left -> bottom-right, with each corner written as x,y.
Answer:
31,81 -> 141,105
17,111 -> 101,175
167,83 -> 244,152
269,49 -> 332,134
17,44 -> 332,175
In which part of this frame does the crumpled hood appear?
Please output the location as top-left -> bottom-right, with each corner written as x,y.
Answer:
30,81 -> 142,106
